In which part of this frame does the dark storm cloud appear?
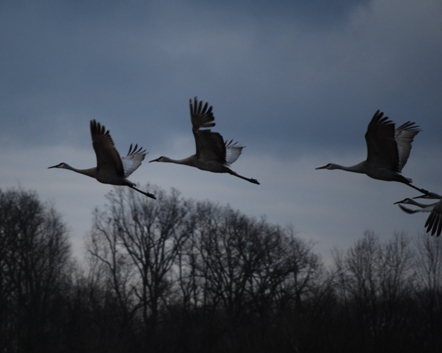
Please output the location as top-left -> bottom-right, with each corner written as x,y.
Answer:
1,0 -> 441,261
1,0 -> 441,160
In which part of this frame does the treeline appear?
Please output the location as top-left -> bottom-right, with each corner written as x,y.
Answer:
0,186 -> 441,353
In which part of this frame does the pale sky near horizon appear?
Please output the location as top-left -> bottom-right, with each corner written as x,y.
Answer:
1,0 -> 442,263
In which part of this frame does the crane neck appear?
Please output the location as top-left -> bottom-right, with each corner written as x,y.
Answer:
160,156 -> 196,167
330,161 -> 366,174
64,165 -> 97,178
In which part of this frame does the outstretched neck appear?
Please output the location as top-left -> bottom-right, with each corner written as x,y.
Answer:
330,161 -> 366,174
160,156 -> 196,167
65,165 -> 97,179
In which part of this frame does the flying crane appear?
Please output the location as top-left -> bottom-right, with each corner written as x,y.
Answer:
150,97 -> 259,185
316,110 -> 428,195
49,120 -> 155,199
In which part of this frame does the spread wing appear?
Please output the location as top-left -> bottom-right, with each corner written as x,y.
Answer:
225,139 -> 244,165
189,97 -> 225,163
425,200 -> 442,237
121,144 -> 146,177
90,120 -> 124,177
190,97 -> 215,131
194,129 -> 227,164
394,121 -> 420,172
365,111 -> 400,172
189,97 -> 244,166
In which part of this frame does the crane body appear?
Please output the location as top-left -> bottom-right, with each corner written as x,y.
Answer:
150,97 -> 259,185
316,110 -> 428,194
395,193 -> 442,236
49,120 -> 155,199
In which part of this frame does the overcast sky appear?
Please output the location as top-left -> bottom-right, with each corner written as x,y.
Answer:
1,0 -> 441,263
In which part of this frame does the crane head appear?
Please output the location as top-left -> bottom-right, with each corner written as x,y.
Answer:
149,156 -> 165,163
48,162 -> 68,169
315,163 -> 335,170
394,198 -> 413,205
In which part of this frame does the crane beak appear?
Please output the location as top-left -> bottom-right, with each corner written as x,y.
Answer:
48,163 -> 64,169
149,157 -> 161,163
315,165 -> 328,170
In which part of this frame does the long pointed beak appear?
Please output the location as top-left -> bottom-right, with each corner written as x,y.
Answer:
149,158 -> 160,163
315,165 -> 327,170
48,165 -> 58,169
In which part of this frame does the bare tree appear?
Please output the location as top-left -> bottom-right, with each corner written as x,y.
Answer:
86,185 -> 194,346
0,188 -> 71,353
332,231 -> 415,351
175,201 -> 322,352
413,234 -> 442,350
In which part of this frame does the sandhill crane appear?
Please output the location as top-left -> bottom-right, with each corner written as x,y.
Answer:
316,110 -> 428,194
395,192 -> 442,237
49,120 -> 156,199
149,97 -> 259,185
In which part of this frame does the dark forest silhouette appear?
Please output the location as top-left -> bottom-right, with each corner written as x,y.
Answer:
0,186 -> 441,353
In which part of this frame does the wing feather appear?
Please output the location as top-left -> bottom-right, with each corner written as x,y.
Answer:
225,139 -> 244,165
365,110 -> 398,170
395,121 -> 420,172
90,120 -> 124,177
425,200 -> 442,237
122,144 -> 147,177
194,130 -> 226,164
190,97 -> 215,131
365,111 -> 419,173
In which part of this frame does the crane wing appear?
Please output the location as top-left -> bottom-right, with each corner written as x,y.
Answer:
189,97 -> 216,131
90,120 -> 125,177
225,140 -> 244,165
365,110 -> 401,172
394,121 -> 420,172
425,199 -> 442,237
189,97 -> 243,166
121,144 -> 147,177
194,129 -> 226,164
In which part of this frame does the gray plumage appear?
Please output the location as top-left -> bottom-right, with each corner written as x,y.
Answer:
316,110 -> 428,194
49,120 -> 155,199
150,97 -> 259,185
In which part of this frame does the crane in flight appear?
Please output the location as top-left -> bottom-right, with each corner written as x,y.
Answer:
316,110 -> 428,195
150,97 -> 260,185
49,120 -> 156,199
395,192 -> 442,237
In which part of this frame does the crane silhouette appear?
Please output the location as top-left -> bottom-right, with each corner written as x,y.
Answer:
400,192 -> 442,237
150,97 -> 259,185
316,110 -> 428,194
49,120 -> 155,199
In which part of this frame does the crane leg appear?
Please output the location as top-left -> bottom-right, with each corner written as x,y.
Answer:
130,185 -> 156,199
229,170 -> 260,185
405,182 -> 429,195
